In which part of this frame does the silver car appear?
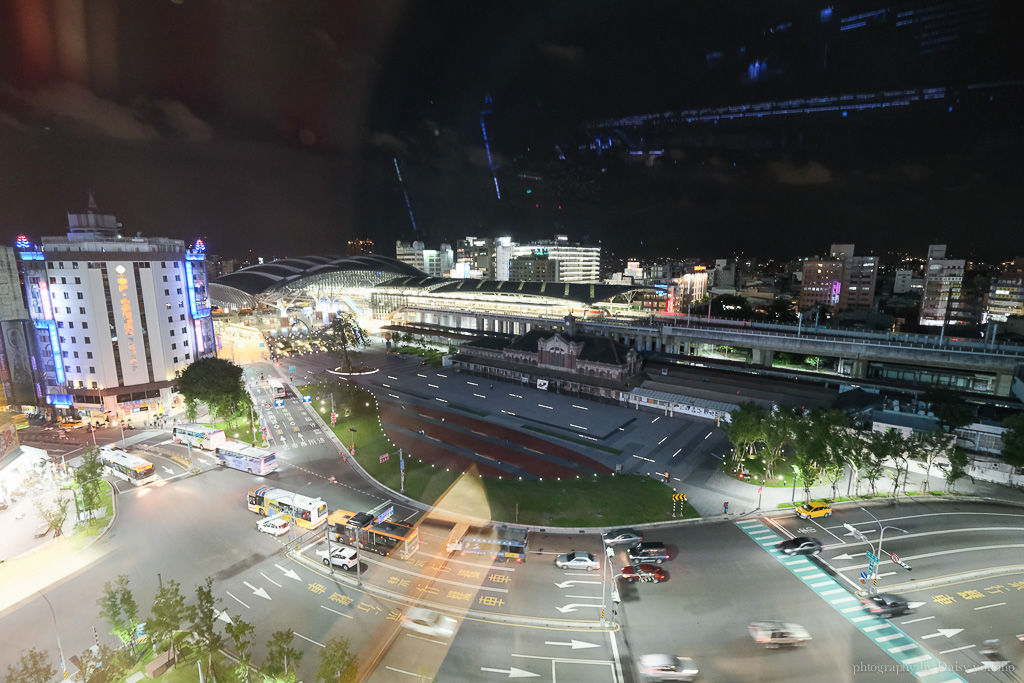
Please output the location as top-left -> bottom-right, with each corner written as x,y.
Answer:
555,550 -> 599,571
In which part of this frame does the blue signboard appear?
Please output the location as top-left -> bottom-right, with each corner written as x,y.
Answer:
375,506 -> 394,525
274,398 -> 284,407
302,394 -> 311,403
289,365 -> 296,373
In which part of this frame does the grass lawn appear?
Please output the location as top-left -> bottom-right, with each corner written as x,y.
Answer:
721,456 -> 810,489
297,383 -> 699,524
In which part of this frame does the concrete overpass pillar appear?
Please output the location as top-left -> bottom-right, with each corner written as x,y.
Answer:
752,348 -> 774,367
994,372 -> 1013,397
851,359 -> 868,378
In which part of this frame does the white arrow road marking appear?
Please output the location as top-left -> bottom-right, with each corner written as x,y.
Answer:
480,667 -> 539,678
214,609 -> 233,624
162,466 -> 174,474
554,580 -> 602,589
922,628 -> 964,640
907,602 -> 926,609
275,564 -> 301,581
544,640 -> 600,650
225,592 -> 249,609
831,553 -> 857,561
555,603 -> 603,614
243,581 -> 271,600
260,572 -> 282,587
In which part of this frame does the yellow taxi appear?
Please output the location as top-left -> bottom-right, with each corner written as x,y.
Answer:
795,501 -> 832,519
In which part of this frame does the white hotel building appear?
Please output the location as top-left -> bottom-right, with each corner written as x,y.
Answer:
15,202 -> 215,420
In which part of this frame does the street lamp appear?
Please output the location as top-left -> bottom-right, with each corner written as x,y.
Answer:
853,507 -> 909,594
348,428 -> 357,456
38,591 -> 68,681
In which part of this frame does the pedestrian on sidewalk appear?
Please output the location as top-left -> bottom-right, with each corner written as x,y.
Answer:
723,501 -> 729,515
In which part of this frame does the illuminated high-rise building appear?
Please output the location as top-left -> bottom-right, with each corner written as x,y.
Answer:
919,244 -> 966,326
15,198 -> 215,420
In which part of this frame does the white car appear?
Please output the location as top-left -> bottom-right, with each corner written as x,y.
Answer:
637,654 -> 698,681
256,515 -> 290,536
319,546 -> 359,571
400,607 -> 457,638
555,550 -> 599,571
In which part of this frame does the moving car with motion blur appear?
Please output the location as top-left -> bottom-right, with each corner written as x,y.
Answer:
637,654 -> 698,681
861,593 -> 909,617
604,528 -> 643,546
400,607 -> 457,638
777,537 -> 823,556
748,621 -> 812,648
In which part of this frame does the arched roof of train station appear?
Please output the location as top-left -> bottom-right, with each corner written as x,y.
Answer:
211,254 -> 423,296
209,254 -> 648,308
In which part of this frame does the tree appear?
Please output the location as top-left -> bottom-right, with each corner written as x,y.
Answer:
149,579 -> 188,664
759,408 -> 795,479
75,644 -> 129,683
313,313 -> 367,372
188,577 -> 224,681
815,411 -> 854,499
722,402 -> 766,463
861,435 -> 887,496
174,357 -> 247,421
75,447 -> 105,516
911,430 -> 957,492
1001,412 -> 1024,469
34,491 -> 72,538
226,618 -> 255,683
5,648 -> 55,683
263,629 -> 303,681
887,436 -> 912,499
97,574 -> 140,656
316,636 -> 357,683
790,411 -> 832,502
945,447 -> 969,492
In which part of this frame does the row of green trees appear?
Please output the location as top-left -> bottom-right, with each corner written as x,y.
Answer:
722,403 -> 970,501
6,575 -> 356,683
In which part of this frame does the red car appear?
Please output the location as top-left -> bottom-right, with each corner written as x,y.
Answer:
621,564 -> 667,584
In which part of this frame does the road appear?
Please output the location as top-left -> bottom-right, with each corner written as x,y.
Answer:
4,348 -> 1024,682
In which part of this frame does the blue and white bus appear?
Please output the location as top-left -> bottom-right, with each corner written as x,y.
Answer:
215,442 -> 278,475
172,424 -> 226,451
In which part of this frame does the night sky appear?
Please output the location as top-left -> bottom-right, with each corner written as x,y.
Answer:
1,0 -> 1022,263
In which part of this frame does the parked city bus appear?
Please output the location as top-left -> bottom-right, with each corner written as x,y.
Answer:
247,485 -> 327,529
216,442 -> 277,475
328,508 -> 420,560
268,379 -> 286,399
172,423 -> 226,451
99,448 -> 157,486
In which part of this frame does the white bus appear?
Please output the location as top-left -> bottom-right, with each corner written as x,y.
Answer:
215,442 -> 278,475
268,379 -> 286,399
99,448 -> 157,486
247,485 -> 328,529
172,424 -> 226,451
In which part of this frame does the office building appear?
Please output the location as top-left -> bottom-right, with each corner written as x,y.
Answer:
798,244 -> 877,312
395,241 -> 454,278
920,244 -> 966,326
509,255 -> 559,282
15,199 -> 215,419
985,259 -> 1024,323
347,239 -> 374,257
494,235 -> 600,283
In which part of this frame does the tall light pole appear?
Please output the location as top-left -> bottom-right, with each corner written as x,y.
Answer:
38,591 -> 67,681
348,428 -> 357,456
851,507 -> 909,594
